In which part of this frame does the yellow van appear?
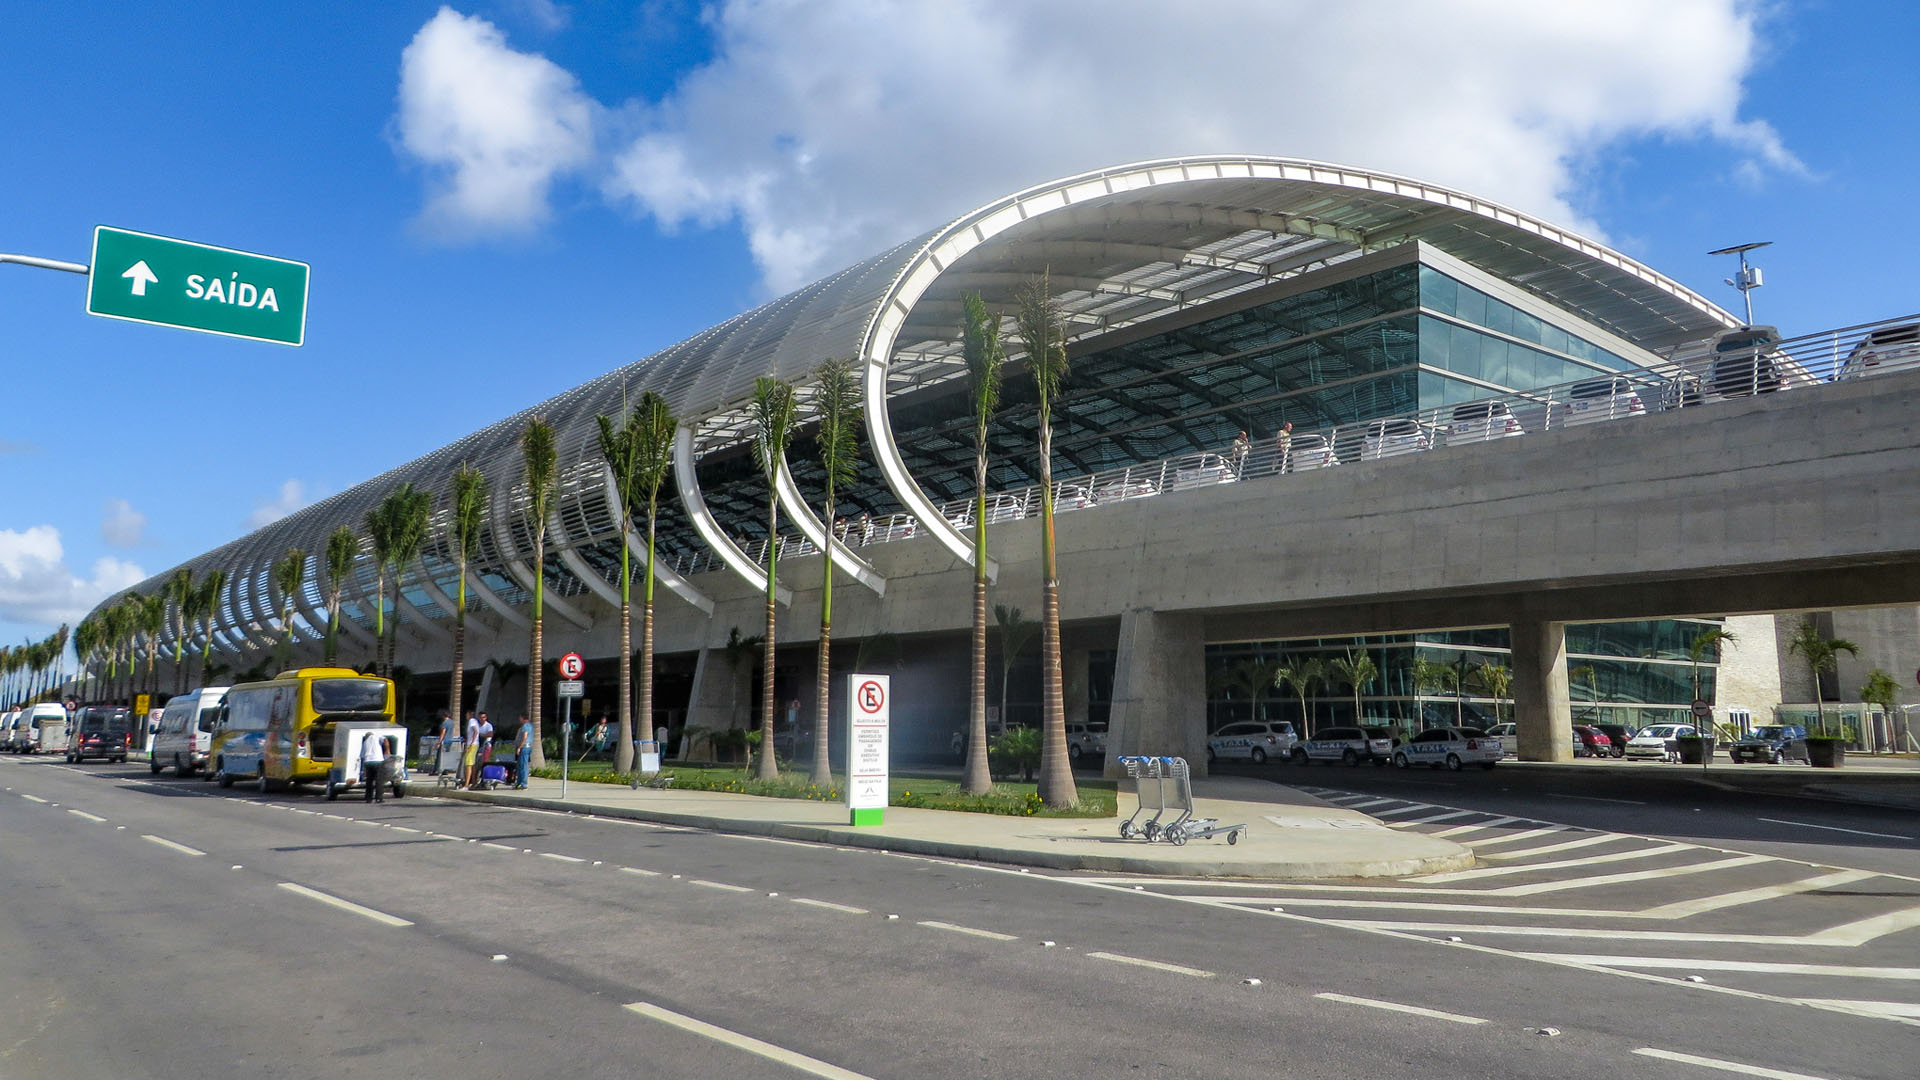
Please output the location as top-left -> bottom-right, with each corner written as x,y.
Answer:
211,668 -> 394,794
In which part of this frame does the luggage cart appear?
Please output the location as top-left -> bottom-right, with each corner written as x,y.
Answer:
1116,755 -> 1172,841
1157,757 -> 1244,846
435,737 -> 466,789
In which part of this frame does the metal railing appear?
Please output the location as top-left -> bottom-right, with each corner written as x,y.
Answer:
689,313 -> 1919,574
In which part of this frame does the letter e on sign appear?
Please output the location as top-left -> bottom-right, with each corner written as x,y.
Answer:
558,652 -> 585,680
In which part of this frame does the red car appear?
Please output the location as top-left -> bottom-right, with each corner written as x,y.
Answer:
1572,725 -> 1613,758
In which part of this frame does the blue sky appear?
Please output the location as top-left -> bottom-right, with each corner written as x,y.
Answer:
2,0 -> 1916,658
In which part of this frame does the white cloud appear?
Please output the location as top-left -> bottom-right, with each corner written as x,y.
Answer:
101,498 -> 148,548
0,525 -> 146,628
248,480 -> 318,529
510,0 -> 570,33
394,6 -> 597,238
591,0 -> 1797,293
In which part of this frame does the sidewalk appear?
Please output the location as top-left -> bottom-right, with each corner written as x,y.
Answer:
403,771 -> 1471,879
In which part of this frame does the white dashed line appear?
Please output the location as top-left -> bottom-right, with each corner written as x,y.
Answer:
66,809 -> 106,822
624,1002 -> 876,1080
388,826 -> 420,833
481,842 -> 517,851
142,835 -> 205,856
1545,793 -> 1645,805
1756,818 -> 1912,841
20,794 -> 47,803
1085,952 -> 1214,978
619,866 -> 661,877
690,879 -> 753,893
1314,992 -> 1486,1025
1527,956 -> 1920,979
1632,1047 -> 1832,1079
918,920 -> 1017,941
540,853 -> 586,864
277,883 -> 413,927
791,898 -> 867,915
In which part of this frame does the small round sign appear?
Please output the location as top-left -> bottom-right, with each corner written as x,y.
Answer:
1691,699 -> 1713,721
558,652 -> 585,680
856,679 -> 886,716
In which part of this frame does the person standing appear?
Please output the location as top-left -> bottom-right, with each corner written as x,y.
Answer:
1229,430 -> 1251,474
360,732 -> 387,803
435,712 -> 455,775
514,714 -> 532,788
463,712 -> 481,788
478,712 -> 496,772
1275,422 -> 1294,473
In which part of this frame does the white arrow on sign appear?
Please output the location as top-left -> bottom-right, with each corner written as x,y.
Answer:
121,260 -> 158,296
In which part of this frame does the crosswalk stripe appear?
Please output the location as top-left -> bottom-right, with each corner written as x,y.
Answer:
1795,999 -> 1920,1019
1811,905 -> 1920,947
1632,1047 -> 1832,1080
1384,810 -> 1478,828
1332,797 -> 1403,810
1638,870 -> 1876,919
1490,855 -> 1769,896
1429,815 -> 1529,837
1461,826 -> 1564,849
1476,833 -> 1623,860
1535,955 -> 1920,979
1413,843 -> 1688,883
1326,922 -> 1858,946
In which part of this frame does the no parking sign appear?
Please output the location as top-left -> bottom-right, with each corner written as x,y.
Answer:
848,673 -> 890,826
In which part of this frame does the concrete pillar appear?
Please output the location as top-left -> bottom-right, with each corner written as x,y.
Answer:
1511,618 -> 1573,762
683,647 -> 750,756
1064,648 -> 1090,729
1103,608 -> 1208,777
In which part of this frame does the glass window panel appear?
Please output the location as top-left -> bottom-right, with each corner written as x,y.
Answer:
1453,285 -> 1486,327
1421,266 -> 1458,316
1420,314 -> 1451,369
1483,298 -> 1513,336
1480,337 -> 1511,385
1448,323 -> 1482,379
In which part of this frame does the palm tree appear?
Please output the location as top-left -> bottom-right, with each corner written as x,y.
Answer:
722,626 -> 764,746
323,526 -> 359,664
166,569 -> 195,693
1787,617 -> 1859,736
810,357 -> 862,788
364,495 -> 400,677
1274,658 -> 1326,736
1016,271 -> 1076,808
961,293 -> 1005,795
72,619 -> 100,701
597,405 -> 644,774
1860,668 -> 1899,742
390,488 -> 432,677
272,547 -> 307,669
994,603 -> 1038,738
107,596 -> 137,704
1569,663 -> 1599,724
1685,626 -> 1740,703
1222,657 -> 1279,723
1328,649 -> 1379,727
632,391 -> 675,772
521,417 -> 558,768
447,464 -> 488,742
747,377 -> 798,781
196,569 -> 227,686
1473,662 -> 1513,726
139,592 -> 167,699
1411,657 -> 1459,729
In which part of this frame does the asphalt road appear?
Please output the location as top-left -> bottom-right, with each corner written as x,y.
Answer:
2,754 -> 1913,1080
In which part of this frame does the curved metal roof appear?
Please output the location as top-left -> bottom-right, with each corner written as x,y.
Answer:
97,155 -> 1736,658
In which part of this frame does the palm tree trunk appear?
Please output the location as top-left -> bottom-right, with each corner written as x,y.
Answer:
529,534 -> 547,769
640,505 -> 658,768
1035,426 -> 1076,807
755,492 -> 780,780
811,509 -> 835,788
964,573 -> 991,793
615,535 -> 634,774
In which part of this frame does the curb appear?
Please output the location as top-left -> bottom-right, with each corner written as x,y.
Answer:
404,782 -> 1474,879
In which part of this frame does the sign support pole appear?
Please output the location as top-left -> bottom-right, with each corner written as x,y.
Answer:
561,695 -> 572,799
1,253 -> 89,275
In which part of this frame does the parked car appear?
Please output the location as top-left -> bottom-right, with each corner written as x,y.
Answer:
1625,723 -> 1696,760
1571,725 -> 1613,757
1207,720 -> 1298,764
1291,725 -> 1395,766
1360,418 -> 1431,461
1393,727 -> 1503,770
1836,322 -> 1920,381
1169,453 -> 1236,491
1561,376 -> 1646,427
1066,722 -> 1107,764
1729,724 -> 1810,765
1096,479 -> 1158,503
67,705 -> 130,763
1589,722 -> 1635,758
0,710 -> 18,751
1482,722 -> 1518,755
1445,400 -> 1524,446
1285,432 -> 1339,471
14,702 -> 69,754
1706,325 -> 1784,397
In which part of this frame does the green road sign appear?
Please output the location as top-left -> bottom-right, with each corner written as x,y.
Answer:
85,226 -> 308,346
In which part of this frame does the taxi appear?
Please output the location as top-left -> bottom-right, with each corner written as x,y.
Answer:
1392,726 -> 1503,771
1290,725 -> 1395,767
1206,721 -> 1298,764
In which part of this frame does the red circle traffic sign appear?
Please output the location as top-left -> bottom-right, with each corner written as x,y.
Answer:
558,652 -> 585,680
856,679 -> 886,716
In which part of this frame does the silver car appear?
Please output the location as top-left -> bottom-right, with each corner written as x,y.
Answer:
1207,721 -> 1298,764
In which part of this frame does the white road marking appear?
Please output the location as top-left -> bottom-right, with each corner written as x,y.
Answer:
66,809 -> 106,822
1475,833 -> 1622,859
1384,810 -> 1479,828
690,879 -> 753,893
1313,992 -> 1485,1025
1461,826 -> 1564,849
1796,999 -> 1920,1019
1632,1047 -> 1832,1079
1430,815 -> 1529,837
1638,870 -> 1876,919
792,898 -> 867,915
1331,797 -> 1402,809
481,842 -> 517,851
1414,843 -> 1689,882
388,826 -> 420,833
20,794 -> 47,803
1756,818 -> 1912,841
918,920 -> 1018,941
1490,855 -> 1768,896
1811,905 -> 1920,947
1546,793 -> 1645,805
1086,952 -> 1214,978
619,866 -> 661,877
1326,921 -> 1881,947
624,1002 -> 876,1080
277,883 -> 413,927
142,835 -> 205,856
1370,803 -> 1455,818
1533,956 -> 1920,979
539,853 -> 586,864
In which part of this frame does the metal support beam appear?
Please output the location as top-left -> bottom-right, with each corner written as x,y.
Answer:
598,468 -> 713,616
775,457 -> 885,596
674,423 -> 792,605
413,555 -> 499,639
489,484 -> 593,631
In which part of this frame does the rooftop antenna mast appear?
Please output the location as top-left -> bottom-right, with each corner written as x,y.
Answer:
1708,241 -> 1771,326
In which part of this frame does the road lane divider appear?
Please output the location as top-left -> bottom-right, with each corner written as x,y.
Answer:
66,809 -> 106,822
20,794 -> 47,803
277,883 -> 414,927
690,879 -> 752,893
791,898 -> 867,915
1313,992 -> 1486,1025
917,920 -> 1017,941
623,1001 -> 877,1080
142,835 -> 205,856
539,852 -> 586,863
1085,952 -> 1214,978
1755,818 -> 1912,842
1632,1047 -> 1832,1079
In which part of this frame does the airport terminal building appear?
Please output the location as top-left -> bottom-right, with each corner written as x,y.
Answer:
95,156 -> 1908,763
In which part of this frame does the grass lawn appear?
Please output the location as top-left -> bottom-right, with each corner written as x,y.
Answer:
530,760 -> 1116,818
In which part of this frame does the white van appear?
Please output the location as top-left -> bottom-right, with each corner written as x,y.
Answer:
1,711 -> 19,752
150,687 -> 227,776
17,703 -> 69,754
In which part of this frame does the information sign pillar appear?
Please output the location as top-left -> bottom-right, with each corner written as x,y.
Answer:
847,674 -> 890,826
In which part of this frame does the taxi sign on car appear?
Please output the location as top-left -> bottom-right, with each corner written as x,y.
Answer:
1291,725 -> 1395,767
1392,727 -> 1503,771
1206,721 -> 1297,764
